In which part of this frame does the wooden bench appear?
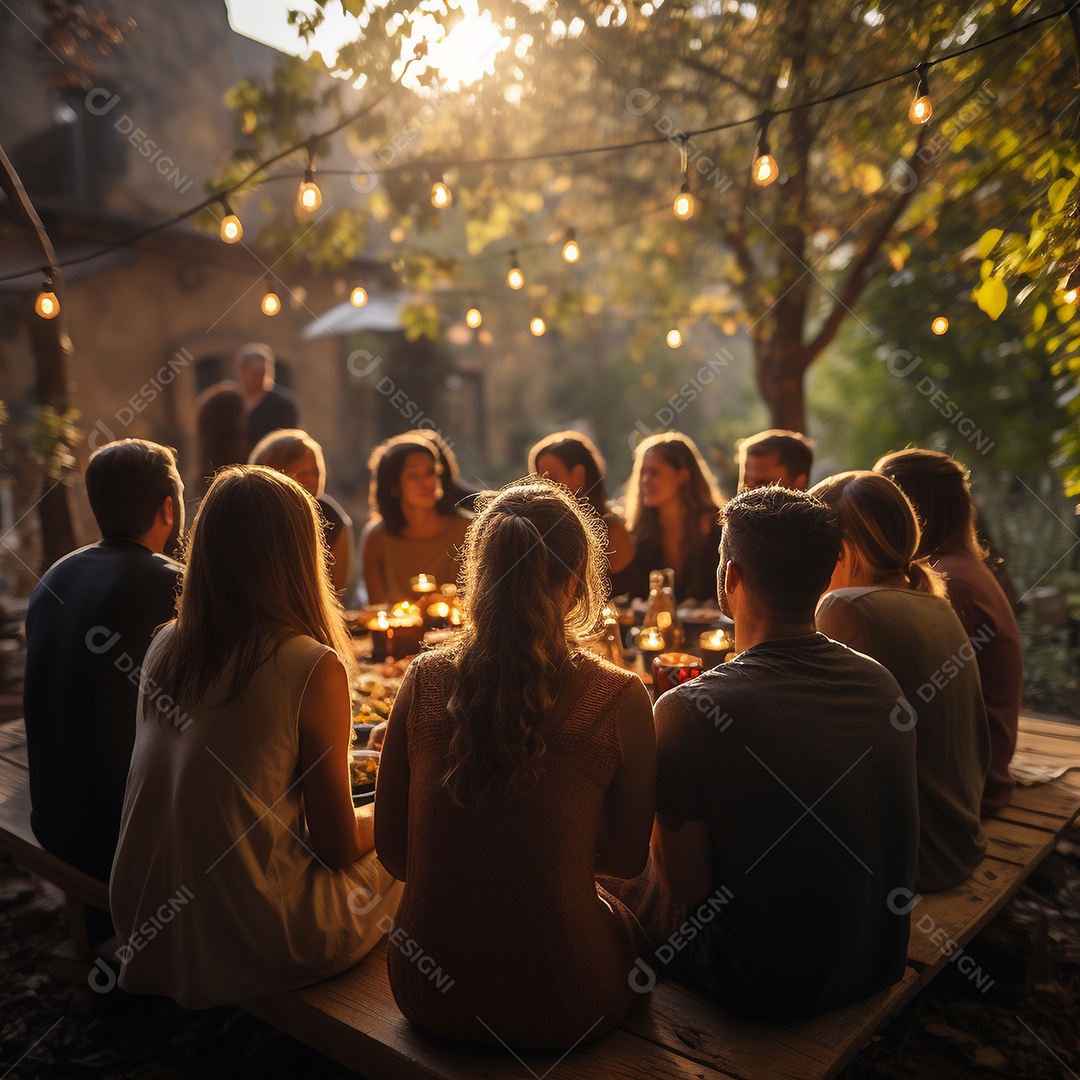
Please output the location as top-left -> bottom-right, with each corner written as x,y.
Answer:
0,719 -> 110,957
1,716 -> 1077,1077
244,716 -> 1080,1080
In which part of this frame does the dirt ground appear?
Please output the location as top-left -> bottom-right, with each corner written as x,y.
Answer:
1,831 -> 1079,1080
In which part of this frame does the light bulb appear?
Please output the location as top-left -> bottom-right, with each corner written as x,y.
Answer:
261,289 -> 281,316
220,213 -> 242,244
674,181 -> 695,219
909,94 -> 932,124
753,151 -> 779,186
931,316 -> 949,335
35,288 -> 59,319
431,180 -> 452,208
530,316 -> 546,336
350,286 -> 368,307
562,228 -> 580,263
466,307 -> 482,329
507,262 -> 525,290
666,328 -> 682,349
909,69 -> 932,124
298,167 -> 322,212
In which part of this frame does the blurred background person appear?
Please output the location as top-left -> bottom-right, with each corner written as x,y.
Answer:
250,429 -> 353,596
736,429 -> 814,492
235,342 -> 300,452
529,430 -> 635,587
621,433 -> 725,602
362,434 -> 470,606
195,381 -> 247,496
811,471 -> 989,892
110,466 -> 400,1008
375,479 -> 654,1049
875,448 -> 1022,815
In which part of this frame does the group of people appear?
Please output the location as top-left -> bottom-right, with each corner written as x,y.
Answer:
21,416 -> 1022,1048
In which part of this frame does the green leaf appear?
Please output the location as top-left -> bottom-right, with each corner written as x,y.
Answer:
977,229 -> 1004,259
1033,302 -> 1048,331
975,277 -> 1008,320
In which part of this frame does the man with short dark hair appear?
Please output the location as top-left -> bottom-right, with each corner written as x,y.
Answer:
236,342 -> 300,452
647,488 -> 919,1020
24,439 -> 184,886
736,429 -> 814,491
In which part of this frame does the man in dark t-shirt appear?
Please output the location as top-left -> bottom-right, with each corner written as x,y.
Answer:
648,487 -> 919,1020
236,342 -> 300,451
23,440 -> 184,885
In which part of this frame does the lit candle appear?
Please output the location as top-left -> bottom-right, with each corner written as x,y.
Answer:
411,573 -> 438,594
699,628 -> 733,669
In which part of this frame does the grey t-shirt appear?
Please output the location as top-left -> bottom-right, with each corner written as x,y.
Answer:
817,587 -> 990,891
654,633 -> 918,1020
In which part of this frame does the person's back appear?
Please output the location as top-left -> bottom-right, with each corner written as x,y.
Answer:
817,587 -> 989,889
643,487 -> 918,1021
376,480 -> 655,1050
932,551 -> 1021,814
111,625 -> 399,1007
23,439 -> 184,883
390,649 -> 645,1046
654,635 -> 917,1018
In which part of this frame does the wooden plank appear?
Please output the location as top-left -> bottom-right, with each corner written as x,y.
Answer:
982,816 -> 1059,866
619,967 -> 923,1080
1018,715 -> 1080,737
0,718 -> 27,759
246,943 -> 740,1080
905,855 -> 1044,971
1007,782 -> 1080,822
0,758 -> 109,909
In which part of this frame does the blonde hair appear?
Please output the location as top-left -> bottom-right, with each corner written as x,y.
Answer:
146,465 -> 355,719
439,478 -> 608,808
809,471 -> 946,598
249,428 -> 326,497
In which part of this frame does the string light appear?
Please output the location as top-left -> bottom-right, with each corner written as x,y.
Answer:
908,64 -> 932,124
1061,266 -> 1080,305
431,177 -> 452,208
673,135 -> 695,219
530,316 -> 546,336
261,278 -> 281,316
350,284 -> 368,307
466,305 -> 482,328
561,228 -> 580,263
297,154 -> 322,212
507,252 -> 525,290
34,272 -> 59,319
219,198 -> 243,244
666,328 -> 682,348
931,315 -> 949,335
752,113 -> 780,186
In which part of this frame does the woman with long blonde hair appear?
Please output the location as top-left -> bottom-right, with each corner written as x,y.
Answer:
622,432 -> 724,601
810,471 -> 990,892
110,466 -> 400,1008
375,478 -> 655,1049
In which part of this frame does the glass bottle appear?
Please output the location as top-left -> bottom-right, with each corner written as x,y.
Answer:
641,568 -> 684,649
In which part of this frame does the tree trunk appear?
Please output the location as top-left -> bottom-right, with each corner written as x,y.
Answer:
0,142 -> 77,571
754,337 -> 808,433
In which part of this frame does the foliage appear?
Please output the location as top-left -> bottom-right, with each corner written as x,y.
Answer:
22,406 -> 81,482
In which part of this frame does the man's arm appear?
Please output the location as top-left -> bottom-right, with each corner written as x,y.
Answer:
651,690 -> 713,909
651,814 -> 712,910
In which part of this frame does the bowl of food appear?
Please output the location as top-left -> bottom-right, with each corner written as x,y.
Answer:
350,749 -> 380,806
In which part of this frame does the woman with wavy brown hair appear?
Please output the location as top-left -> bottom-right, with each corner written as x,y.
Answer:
622,432 -> 725,602
810,471 -> 990,892
375,478 -> 655,1049
110,466 -> 401,1008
